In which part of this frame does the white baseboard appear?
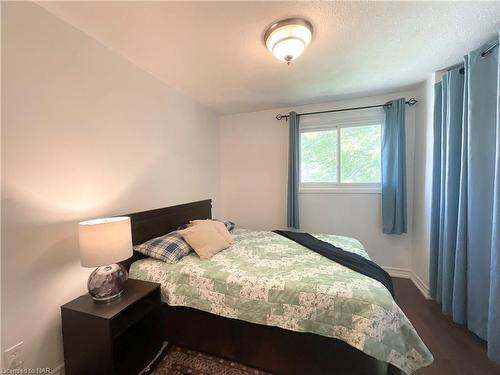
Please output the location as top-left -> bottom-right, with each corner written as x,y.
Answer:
410,272 -> 432,300
51,363 -> 64,375
382,266 -> 432,300
383,266 -> 411,279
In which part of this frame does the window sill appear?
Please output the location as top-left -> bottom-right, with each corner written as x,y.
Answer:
299,187 -> 382,195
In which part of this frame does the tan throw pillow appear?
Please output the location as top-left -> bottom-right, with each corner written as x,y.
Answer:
190,219 -> 235,244
179,222 -> 230,259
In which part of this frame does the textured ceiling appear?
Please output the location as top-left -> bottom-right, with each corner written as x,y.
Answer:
38,1 -> 499,114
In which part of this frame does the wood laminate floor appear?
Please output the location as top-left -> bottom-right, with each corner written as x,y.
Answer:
393,278 -> 500,375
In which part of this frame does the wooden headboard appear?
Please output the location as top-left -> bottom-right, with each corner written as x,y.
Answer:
120,199 -> 212,270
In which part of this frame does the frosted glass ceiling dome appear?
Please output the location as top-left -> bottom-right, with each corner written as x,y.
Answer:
264,18 -> 313,65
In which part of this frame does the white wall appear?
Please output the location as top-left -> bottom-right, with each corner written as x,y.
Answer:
411,76 -> 436,294
219,108 -> 289,230
220,90 -> 417,272
2,2 -> 220,370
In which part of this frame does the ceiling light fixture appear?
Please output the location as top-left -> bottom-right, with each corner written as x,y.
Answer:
264,18 -> 313,65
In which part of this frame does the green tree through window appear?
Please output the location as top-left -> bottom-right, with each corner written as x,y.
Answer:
300,124 -> 381,185
300,130 -> 337,182
340,125 -> 381,183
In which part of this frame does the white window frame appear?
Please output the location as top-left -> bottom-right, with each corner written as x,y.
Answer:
299,109 -> 383,194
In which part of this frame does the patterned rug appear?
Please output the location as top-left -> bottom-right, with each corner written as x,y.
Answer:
153,345 -> 273,375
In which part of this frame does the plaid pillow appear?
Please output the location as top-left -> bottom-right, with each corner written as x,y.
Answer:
177,220 -> 236,233
219,220 -> 236,233
134,231 -> 192,263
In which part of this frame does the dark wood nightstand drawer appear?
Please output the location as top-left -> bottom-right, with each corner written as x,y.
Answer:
110,287 -> 161,338
62,279 -> 163,375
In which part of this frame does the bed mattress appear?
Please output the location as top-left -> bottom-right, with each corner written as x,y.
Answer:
129,229 -> 433,374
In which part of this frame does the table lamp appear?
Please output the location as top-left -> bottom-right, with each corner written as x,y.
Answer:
78,216 -> 133,303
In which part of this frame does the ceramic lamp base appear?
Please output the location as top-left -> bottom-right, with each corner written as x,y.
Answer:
88,263 -> 128,303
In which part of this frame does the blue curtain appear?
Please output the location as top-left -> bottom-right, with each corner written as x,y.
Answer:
287,111 -> 300,229
382,98 -> 407,234
430,32 -> 500,364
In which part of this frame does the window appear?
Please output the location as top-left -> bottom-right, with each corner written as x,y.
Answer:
299,110 -> 382,192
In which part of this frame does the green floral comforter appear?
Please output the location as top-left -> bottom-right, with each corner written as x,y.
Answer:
129,229 -> 433,373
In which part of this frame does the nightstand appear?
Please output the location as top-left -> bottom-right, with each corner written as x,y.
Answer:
61,279 -> 163,375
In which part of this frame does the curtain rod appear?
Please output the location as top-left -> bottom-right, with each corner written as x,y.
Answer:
442,40 -> 498,72
481,40 -> 499,57
275,98 -> 418,121
275,41 -> 498,121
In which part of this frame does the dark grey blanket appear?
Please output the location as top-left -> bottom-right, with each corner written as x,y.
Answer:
273,230 -> 394,297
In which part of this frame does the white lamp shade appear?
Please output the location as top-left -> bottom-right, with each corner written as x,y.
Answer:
78,216 -> 133,267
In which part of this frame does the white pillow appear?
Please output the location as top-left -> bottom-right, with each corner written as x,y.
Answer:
190,219 -> 235,244
179,222 -> 230,259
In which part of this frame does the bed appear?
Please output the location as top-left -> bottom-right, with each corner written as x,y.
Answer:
121,199 -> 433,375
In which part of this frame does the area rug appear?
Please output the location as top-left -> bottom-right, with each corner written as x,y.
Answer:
153,345 -> 273,375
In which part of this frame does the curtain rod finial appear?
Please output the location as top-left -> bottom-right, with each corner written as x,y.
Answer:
276,114 -> 289,121
407,98 -> 418,106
